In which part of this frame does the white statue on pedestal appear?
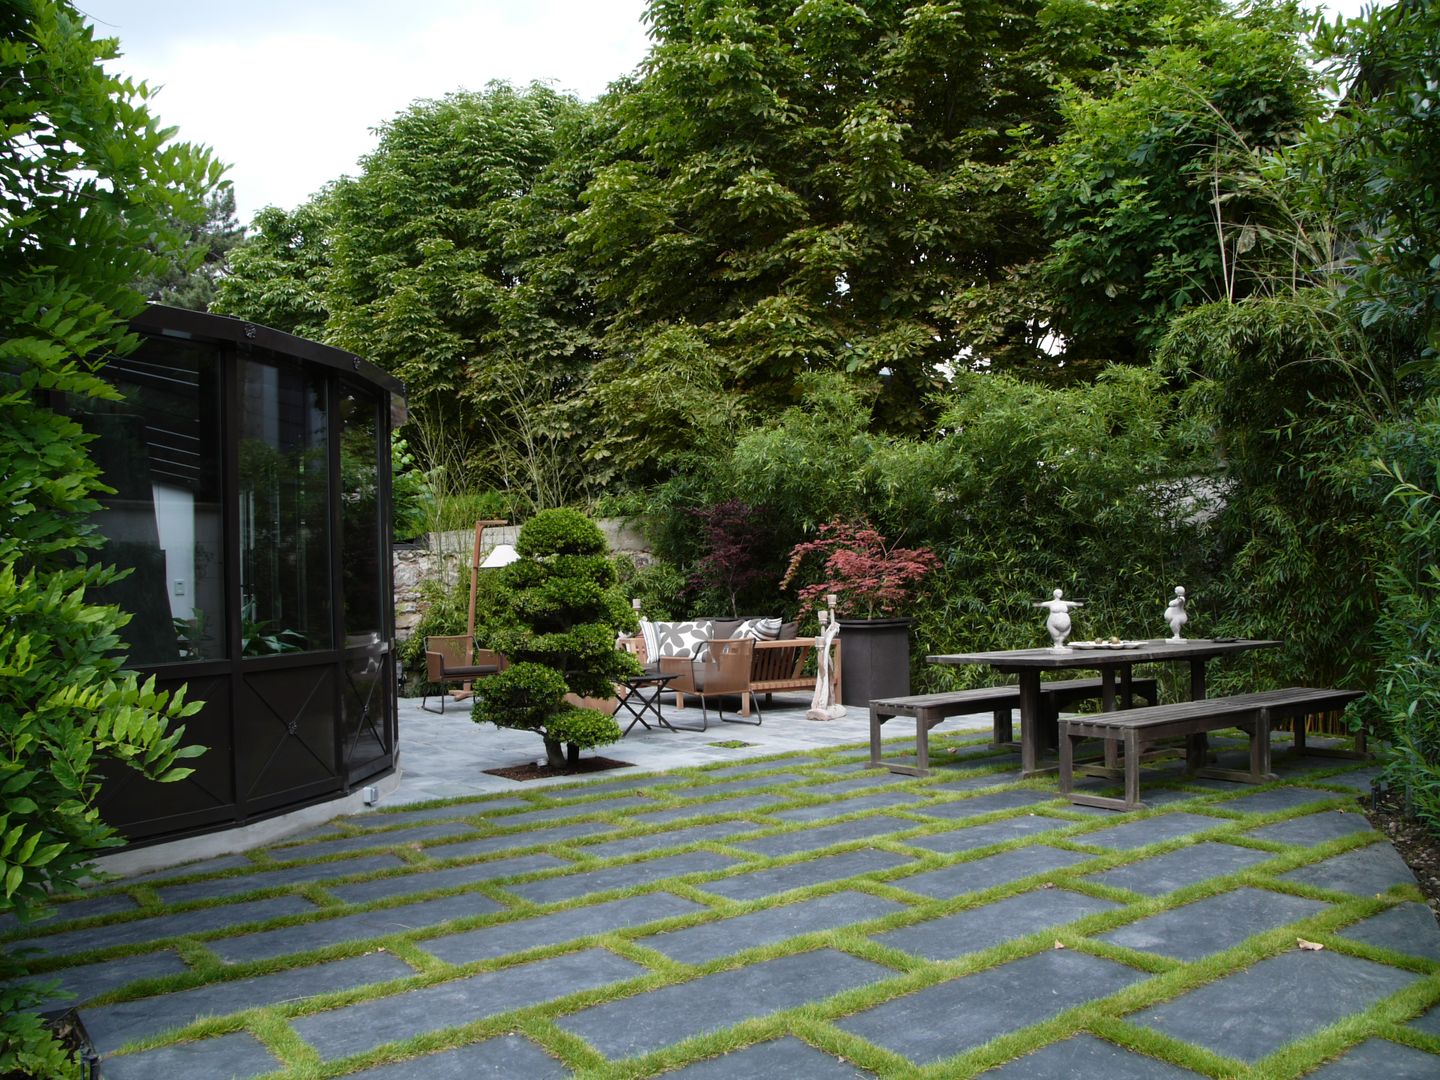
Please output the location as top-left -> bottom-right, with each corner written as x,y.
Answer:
1164,585 -> 1188,642
1035,588 -> 1082,652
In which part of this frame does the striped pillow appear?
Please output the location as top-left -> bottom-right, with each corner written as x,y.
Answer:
730,617 -> 782,641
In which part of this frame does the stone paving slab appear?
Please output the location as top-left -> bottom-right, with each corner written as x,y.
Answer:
1212,787 -> 1346,815
1246,810 -> 1376,847
503,851 -> 742,904
428,821 -> 617,858
26,896 -> 317,957
420,892 -> 705,965
696,759 -> 810,778
664,1036 -> 873,1078
894,846 -> 1096,899
544,774 -> 683,797
292,948 -> 646,1061
577,821 -> 761,860
82,951 -> 415,1053
874,888 -> 1120,961
1303,1037 -> 1440,1078
905,814 -> 1067,855
210,892 -> 503,964
640,890 -> 907,964
1278,842 -> 1420,896
913,790 -> 1052,819
17,949 -> 188,1013
1099,887 -> 1329,961
1077,812 -> 1226,850
681,772 -> 810,795
1337,902 -> 1440,961
769,791 -> 926,823
556,948 -> 890,1060
488,794 -> 655,824
270,822 -> 480,861
325,853 -> 567,905
800,773 -> 912,796
156,854 -> 406,904
0,892 -> 137,935
836,949 -> 1147,1065
934,770 -> 1027,792
698,849 -> 913,901
99,1030 -> 282,1080
1132,950 -> 1420,1062
340,1033 -> 574,1078
1082,842 -> 1275,896
977,1033 -> 1204,1078
629,794 -> 784,826
735,816 -> 919,858
112,853 -> 255,885
343,798 -> 531,828
1310,766 -> 1383,792
1410,1002 -> 1440,1037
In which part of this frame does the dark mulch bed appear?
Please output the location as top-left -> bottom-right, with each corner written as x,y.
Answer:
484,756 -> 633,781
1364,792 -> 1440,923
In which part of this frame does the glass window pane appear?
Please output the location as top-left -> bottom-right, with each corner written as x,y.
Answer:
339,385 -> 382,642
77,339 -> 226,665
238,357 -> 332,655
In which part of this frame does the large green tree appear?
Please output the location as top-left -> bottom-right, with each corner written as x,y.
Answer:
217,82 -> 607,505
1,1 -> 217,1073
1036,1 -> 1321,365
572,0 -> 1233,477
214,193 -> 336,340
135,185 -> 245,312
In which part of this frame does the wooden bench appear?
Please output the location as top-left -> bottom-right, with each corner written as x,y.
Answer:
869,677 -> 1158,776
1059,686 -> 1364,811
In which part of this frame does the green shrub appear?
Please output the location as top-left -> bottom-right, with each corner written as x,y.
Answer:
613,557 -> 689,621
1,2 -> 219,1070
476,510 -> 639,765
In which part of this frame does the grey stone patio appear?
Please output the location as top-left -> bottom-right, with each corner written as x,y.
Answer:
4,693 -> 1436,1078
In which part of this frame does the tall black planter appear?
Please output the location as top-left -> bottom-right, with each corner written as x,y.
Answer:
837,617 -> 912,707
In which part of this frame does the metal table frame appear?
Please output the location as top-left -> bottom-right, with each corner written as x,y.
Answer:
616,672 -> 691,735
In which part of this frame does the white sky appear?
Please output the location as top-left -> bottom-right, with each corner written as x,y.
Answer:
78,0 -> 1375,227
79,0 -> 654,223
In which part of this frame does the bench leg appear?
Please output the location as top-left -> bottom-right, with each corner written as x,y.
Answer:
914,711 -> 933,776
1249,708 -> 1276,783
869,707 -> 886,768
993,707 -> 1013,747
1123,728 -> 1143,809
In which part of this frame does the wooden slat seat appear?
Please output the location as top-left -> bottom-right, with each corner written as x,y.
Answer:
1059,687 -> 1363,811
869,677 -> 1158,776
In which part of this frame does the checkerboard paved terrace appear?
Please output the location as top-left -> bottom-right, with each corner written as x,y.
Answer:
6,695 -> 1439,1078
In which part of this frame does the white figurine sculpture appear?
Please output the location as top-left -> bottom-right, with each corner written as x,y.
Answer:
1035,588 -> 1082,652
1164,585 -> 1188,642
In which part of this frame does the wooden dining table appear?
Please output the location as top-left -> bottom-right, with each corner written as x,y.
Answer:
927,638 -> 1282,777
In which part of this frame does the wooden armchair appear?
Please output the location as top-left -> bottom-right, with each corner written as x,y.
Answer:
422,635 -> 507,714
659,637 -> 759,730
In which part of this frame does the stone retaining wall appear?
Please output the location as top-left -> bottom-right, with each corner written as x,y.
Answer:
393,519 -> 653,640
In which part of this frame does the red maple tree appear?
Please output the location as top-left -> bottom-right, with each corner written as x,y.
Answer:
781,519 -> 940,619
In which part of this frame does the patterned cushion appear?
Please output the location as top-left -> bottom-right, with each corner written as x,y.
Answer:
652,620 -> 716,659
730,617 -> 782,641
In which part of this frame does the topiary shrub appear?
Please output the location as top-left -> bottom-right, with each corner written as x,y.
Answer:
474,509 -> 640,766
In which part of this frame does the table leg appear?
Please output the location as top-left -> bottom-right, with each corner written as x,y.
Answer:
1019,671 -> 1044,777
1189,659 -> 1209,764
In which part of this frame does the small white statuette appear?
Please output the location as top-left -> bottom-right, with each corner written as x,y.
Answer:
1164,585 -> 1188,643
1035,588 -> 1083,652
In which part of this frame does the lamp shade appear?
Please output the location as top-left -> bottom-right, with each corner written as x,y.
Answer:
480,543 -> 520,569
